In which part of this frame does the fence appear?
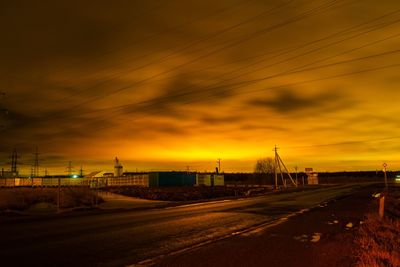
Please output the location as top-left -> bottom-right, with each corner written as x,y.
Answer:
0,175 -> 150,188
0,178 -> 89,187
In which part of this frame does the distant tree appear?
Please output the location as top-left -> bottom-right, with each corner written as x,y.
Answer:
254,158 -> 274,174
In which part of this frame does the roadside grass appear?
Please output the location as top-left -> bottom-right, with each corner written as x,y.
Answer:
104,186 -> 267,201
355,191 -> 400,267
0,187 -> 102,211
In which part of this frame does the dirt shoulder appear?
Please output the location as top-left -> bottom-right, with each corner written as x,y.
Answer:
156,185 -> 379,267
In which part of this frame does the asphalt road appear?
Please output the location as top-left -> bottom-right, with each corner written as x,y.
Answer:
0,184 -> 372,267
159,184 -> 383,267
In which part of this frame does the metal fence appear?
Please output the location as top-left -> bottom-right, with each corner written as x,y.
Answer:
0,175 -> 150,187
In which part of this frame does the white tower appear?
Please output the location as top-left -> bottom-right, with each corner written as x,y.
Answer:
114,157 -> 123,177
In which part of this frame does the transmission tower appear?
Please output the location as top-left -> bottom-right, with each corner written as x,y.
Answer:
79,164 -> 84,177
33,146 -> 40,177
10,148 -> 19,175
66,161 -> 74,177
30,166 -> 34,178
274,146 -> 297,189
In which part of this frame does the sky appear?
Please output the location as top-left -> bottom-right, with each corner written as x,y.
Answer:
1,0 -> 400,175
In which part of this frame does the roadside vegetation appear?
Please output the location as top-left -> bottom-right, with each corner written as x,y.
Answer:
103,186 -> 269,201
355,190 -> 400,267
0,187 -> 102,212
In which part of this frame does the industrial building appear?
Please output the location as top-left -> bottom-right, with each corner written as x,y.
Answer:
89,172 -> 224,188
0,157 -> 224,187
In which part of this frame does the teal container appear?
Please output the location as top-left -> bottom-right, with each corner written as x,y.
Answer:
148,172 -> 196,187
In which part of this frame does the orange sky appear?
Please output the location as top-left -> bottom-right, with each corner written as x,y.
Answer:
1,0 -> 400,174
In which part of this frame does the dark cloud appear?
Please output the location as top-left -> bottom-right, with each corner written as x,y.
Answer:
199,114 -> 244,125
247,88 -> 350,115
238,124 -> 288,132
120,72 -> 235,118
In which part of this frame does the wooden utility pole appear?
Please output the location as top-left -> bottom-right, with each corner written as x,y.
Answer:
274,146 -> 297,189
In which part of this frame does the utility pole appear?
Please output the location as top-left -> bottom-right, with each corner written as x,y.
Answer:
383,162 -> 388,192
273,145 -> 297,189
295,166 -> 298,186
217,158 -> 221,173
33,146 -> 40,177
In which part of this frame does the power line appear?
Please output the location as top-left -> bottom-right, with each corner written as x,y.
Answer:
225,16 -> 400,81
45,0 -> 251,84
6,2 -> 400,140
33,0 -> 169,76
70,47 -> 400,118
18,43 -> 400,140
283,135 -> 400,149
12,0 -> 350,136
39,3 -> 399,124
9,1 -> 362,129
47,61 -> 400,136
47,0 -> 343,114
51,0 -> 293,105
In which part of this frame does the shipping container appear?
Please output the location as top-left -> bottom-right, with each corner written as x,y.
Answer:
214,174 -> 225,186
149,172 -> 196,187
196,174 -> 224,186
106,175 -> 149,187
196,174 -> 212,186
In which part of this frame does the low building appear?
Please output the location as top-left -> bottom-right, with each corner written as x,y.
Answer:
305,168 -> 319,185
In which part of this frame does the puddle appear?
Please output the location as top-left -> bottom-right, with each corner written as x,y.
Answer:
310,233 -> 321,242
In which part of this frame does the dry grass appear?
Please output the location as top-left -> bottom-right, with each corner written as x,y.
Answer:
104,186 -> 264,201
355,191 -> 400,267
0,187 -> 102,211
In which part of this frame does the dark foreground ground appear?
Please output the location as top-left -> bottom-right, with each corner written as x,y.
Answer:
156,185 -> 383,267
0,184 -> 385,267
